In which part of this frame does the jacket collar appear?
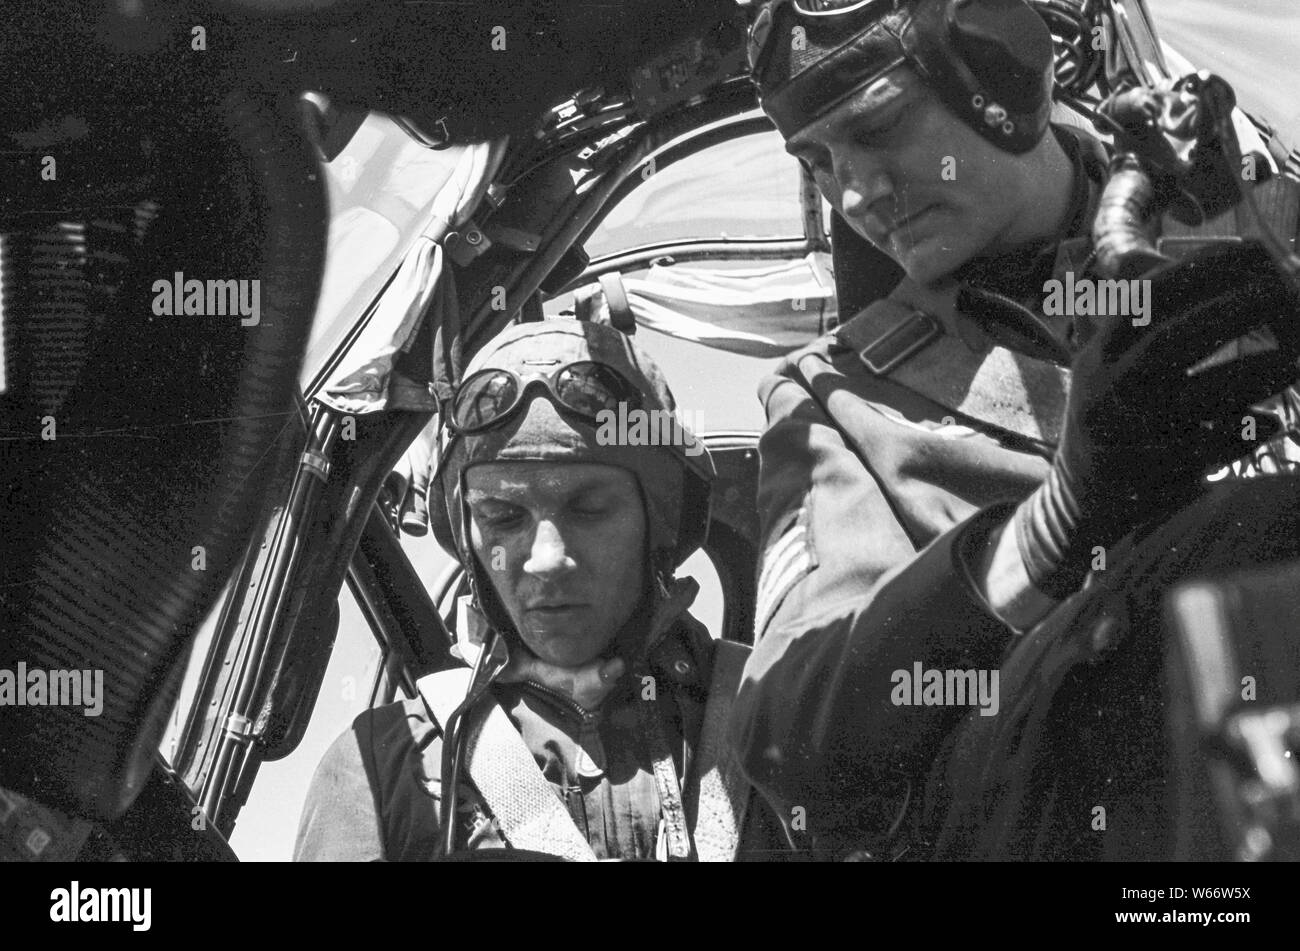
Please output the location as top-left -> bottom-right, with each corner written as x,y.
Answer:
947,124 -> 1112,363
954,124 -> 1109,292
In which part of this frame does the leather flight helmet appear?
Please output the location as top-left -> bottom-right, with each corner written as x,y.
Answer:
749,0 -> 1057,153
428,319 -> 715,628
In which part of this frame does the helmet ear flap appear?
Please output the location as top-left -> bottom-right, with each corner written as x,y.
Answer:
427,427 -> 463,558
466,553 -> 520,643
446,459 -> 522,641
902,0 -> 1055,153
673,464 -> 714,567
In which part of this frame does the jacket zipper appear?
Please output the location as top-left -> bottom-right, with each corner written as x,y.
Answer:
520,678 -> 600,846
521,679 -> 599,723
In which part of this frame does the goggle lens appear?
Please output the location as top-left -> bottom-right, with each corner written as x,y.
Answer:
450,361 -> 640,435
453,370 -> 520,433
554,363 -> 636,418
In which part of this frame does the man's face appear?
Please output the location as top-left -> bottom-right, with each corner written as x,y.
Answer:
784,66 -> 1030,284
465,461 -> 647,668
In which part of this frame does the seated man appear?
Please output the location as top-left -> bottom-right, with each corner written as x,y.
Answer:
295,318 -> 786,861
734,0 -> 1300,859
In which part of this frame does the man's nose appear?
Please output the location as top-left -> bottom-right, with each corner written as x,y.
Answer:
523,518 -> 576,576
831,147 -> 892,220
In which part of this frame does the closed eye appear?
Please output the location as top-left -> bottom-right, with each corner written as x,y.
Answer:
472,502 -> 527,530
568,493 -> 616,519
570,506 -> 612,522
854,112 -> 903,146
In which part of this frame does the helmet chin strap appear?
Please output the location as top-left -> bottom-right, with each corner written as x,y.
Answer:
606,529 -> 687,665
607,572 -> 666,670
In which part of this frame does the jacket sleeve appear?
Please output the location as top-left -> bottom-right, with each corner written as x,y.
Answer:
294,716 -> 389,862
732,366 -> 1020,857
294,700 -> 446,861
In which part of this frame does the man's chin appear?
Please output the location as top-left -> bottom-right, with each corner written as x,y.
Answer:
894,241 -> 969,287
856,229 -> 965,288
533,648 -> 607,670
519,628 -> 610,670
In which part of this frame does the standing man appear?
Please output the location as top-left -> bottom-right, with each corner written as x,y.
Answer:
296,319 -> 786,861
734,0 -> 1300,859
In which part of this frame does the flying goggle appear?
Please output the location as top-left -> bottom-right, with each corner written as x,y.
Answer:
448,361 -> 645,435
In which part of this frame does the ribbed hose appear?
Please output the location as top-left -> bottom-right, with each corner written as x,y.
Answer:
0,90 -> 326,821
0,211 -> 147,417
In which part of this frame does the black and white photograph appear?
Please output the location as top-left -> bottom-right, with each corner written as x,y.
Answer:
2,0 -> 1299,922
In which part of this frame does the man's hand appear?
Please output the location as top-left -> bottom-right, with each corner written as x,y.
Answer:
1014,240 -> 1300,599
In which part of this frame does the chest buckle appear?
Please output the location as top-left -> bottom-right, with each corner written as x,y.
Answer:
856,310 -> 942,375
